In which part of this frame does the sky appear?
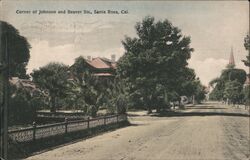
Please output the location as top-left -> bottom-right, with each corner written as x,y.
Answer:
0,0 -> 249,86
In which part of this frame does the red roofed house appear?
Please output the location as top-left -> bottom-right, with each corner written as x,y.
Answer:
86,55 -> 117,78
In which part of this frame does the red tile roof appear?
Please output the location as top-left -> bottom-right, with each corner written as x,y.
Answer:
89,58 -> 111,69
88,57 -> 116,69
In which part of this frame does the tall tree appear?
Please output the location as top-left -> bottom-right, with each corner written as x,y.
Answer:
104,78 -> 130,114
117,16 -> 194,112
193,79 -> 207,104
221,68 -> 247,84
31,62 -> 69,112
0,21 -> 31,78
209,68 -> 246,102
242,34 -> 250,106
1,21 -> 31,158
242,34 -> 250,67
224,80 -> 243,105
68,56 -> 100,116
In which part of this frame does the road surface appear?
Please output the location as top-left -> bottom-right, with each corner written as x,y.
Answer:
26,102 -> 249,160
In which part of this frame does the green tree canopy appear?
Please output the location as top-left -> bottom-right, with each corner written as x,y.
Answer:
242,34 -> 250,67
70,56 -> 91,83
117,16 -> 194,112
209,68 -> 246,102
221,68 -> 246,84
194,79 -> 207,104
224,80 -> 243,104
0,21 -> 31,78
67,56 -> 100,116
31,62 -> 69,112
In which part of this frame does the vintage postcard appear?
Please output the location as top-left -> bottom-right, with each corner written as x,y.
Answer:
0,0 -> 249,160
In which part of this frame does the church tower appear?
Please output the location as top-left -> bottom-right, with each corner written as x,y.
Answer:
227,47 -> 235,68
229,47 -> 235,66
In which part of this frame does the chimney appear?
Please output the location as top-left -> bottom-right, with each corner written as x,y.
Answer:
111,54 -> 116,62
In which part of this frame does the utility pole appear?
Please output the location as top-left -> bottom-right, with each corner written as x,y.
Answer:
0,34 -> 9,160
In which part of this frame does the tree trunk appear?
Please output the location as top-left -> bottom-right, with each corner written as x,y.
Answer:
147,107 -> 152,114
50,96 -> 56,113
192,95 -> 195,105
156,106 -> 160,113
146,94 -> 152,114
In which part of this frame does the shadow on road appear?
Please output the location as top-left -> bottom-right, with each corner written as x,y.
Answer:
9,121 -> 131,160
151,111 -> 249,118
127,113 -> 149,117
186,107 -> 226,110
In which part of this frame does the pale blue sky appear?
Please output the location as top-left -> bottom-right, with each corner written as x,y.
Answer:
0,0 -> 249,85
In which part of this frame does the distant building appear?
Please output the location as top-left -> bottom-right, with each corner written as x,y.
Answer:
68,55 -> 118,82
229,47 -> 235,66
9,77 -> 37,91
9,77 -> 41,96
86,56 -> 117,78
227,47 -> 249,87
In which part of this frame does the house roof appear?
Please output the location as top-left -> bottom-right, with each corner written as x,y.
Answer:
88,57 -> 116,69
9,77 -> 37,91
69,57 -> 117,78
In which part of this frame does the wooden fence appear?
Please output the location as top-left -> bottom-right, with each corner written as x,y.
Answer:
8,114 -> 127,143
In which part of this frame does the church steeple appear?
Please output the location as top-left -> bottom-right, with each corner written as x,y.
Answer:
229,46 -> 235,66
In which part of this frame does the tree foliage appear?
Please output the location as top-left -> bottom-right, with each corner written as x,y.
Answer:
193,79 -> 207,104
117,16 -> 195,112
103,79 -> 129,114
242,33 -> 250,106
242,34 -> 250,67
209,68 -> 246,103
67,56 -> 119,117
0,21 -> 31,78
0,21 -> 33,126
70,56 -> 131,116
31,62 -> 69,112
224,80 -> 243,104
221,68 -> 246,84
8,85 -> 45,126
243,85 -> 250,105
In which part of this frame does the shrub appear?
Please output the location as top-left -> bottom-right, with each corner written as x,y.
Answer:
8,86 -> 45,126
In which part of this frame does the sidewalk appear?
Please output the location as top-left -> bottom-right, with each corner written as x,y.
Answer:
225,104 -> 250,110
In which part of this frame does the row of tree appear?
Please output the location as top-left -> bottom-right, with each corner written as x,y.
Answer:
31,58 -> 128,117
1,17 -> 208,125
0,21 -> 32,125
209,34 -> 249,105
30,16 -> 207,115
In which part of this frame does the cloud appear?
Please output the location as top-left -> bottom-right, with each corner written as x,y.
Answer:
27,39 -> 248,87
188,57 -> 249,86
19,20 -> 115,39
188,58 -> 228,86
27,39 -> 124,73
27,40 -> 77,73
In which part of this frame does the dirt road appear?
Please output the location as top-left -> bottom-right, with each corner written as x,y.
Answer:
26,102 -> 249,160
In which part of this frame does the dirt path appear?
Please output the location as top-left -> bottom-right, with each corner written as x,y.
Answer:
26,102 -> 249,160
